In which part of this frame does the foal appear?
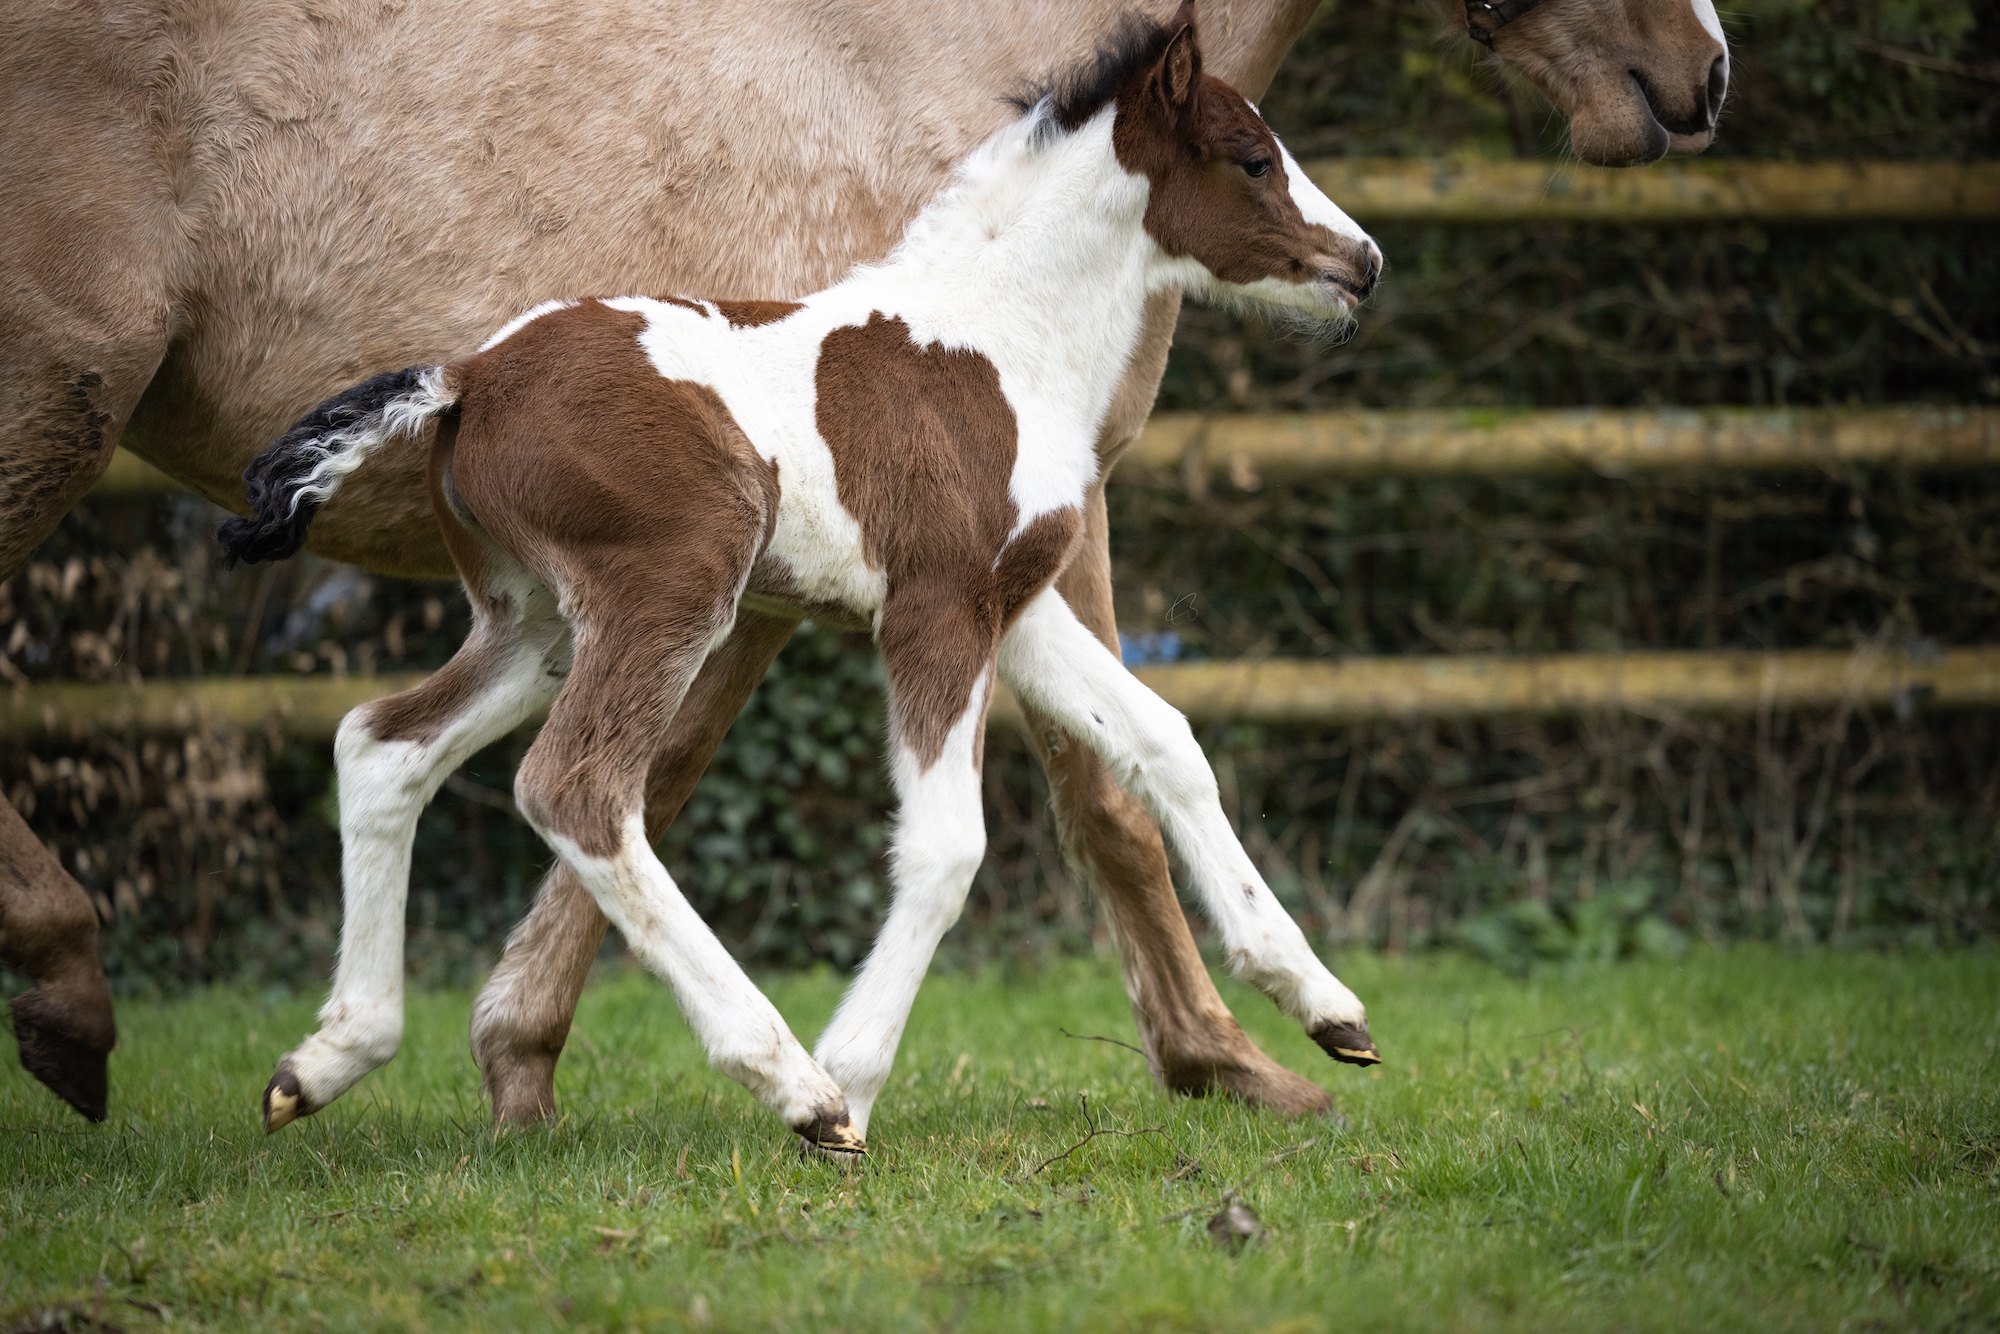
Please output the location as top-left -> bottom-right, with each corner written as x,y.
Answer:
222,7 -> 1384,1155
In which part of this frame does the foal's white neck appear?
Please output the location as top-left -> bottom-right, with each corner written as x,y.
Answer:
856,107 -> 1163,442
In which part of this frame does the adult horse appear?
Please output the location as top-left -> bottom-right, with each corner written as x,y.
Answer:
0,0 -> 1728,1123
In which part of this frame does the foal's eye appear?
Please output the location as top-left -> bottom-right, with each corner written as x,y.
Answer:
1243,158 -> 1273,178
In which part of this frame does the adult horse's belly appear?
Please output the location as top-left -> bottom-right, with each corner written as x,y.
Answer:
110,0 -> 1084,582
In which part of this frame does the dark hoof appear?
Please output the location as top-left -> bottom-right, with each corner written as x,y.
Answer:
263,1062 -> 315,1133
791,1107 -> 867,1161
483,1052 -> 559,1128
1311,1020 -> 1381,1067
10,991 -> 110,1122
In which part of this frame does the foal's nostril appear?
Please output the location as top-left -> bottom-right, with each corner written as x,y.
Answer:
1340,242 -> 1383,300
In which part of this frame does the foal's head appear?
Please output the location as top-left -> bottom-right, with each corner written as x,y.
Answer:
1046,4 -> 1382,322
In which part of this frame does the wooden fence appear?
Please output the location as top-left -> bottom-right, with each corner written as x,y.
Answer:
42,158 -> 1996,739
1302,158 -> 2000,223
6,647 -> 1991,741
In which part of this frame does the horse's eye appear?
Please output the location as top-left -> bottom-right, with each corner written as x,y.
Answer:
1243,158 -> 1272,178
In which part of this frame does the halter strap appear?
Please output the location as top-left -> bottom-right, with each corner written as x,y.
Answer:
1464,0 -> 1547,48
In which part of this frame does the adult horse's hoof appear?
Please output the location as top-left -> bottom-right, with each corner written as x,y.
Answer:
1311,1020 -> 1381,1067
10,989 -> 110,1122
262,1062 -> 315,1133
792,1107 -> 868,1161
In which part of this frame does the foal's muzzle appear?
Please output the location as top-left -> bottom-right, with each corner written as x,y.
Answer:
1318,237 -> 1383,304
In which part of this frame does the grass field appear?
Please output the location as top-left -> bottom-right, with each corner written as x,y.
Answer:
3,949 -> 1997,1332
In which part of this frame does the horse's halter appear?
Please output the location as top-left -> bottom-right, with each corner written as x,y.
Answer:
1464,0 -> 1547,47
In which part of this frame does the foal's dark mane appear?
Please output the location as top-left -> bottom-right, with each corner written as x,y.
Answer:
1010,10 -> 1178,133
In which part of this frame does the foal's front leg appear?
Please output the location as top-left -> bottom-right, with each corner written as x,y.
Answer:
814,667 -> 991,1138
998,590 -> 1378,1065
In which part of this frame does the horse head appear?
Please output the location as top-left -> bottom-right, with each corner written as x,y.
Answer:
1466,0 -> 1730,165
1109,5 -> 1382,325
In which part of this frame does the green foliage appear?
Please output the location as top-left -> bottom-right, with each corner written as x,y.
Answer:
1456,885 -> 1690,976
4,952 -> 1997,1331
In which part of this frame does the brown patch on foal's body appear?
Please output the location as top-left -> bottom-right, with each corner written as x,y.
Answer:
814,313 -> 1080,767
437,302 -> 781,857
712,300 -> 806,329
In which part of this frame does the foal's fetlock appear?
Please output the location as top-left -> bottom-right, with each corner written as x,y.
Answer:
790,1101 -> 868,1161
1310,1018 -> 1382,1067
262,1058 -> 317,1133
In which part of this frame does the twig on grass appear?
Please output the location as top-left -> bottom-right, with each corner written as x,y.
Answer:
1150,1138 -> 1322,1227
1027,1096 -> 1166,1176
1059,1028 -> 1147,1058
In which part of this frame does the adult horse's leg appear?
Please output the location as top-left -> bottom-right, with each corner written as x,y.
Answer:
471,609 -> 800,1124
1,338 -> 167,1121
0,25 -> 179,1113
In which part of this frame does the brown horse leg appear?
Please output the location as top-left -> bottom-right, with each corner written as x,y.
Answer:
0,807 -> 116,1120
1028,487 -> 1334,1116
471,608 -> 800,1124
0,266 -> 171,1119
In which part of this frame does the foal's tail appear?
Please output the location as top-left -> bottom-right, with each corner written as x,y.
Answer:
217,365 -> 459,567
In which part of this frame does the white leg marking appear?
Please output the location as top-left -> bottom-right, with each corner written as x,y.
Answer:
815,674 -> 990,1137
997,590 -> 1365,1031
542,812 -> 847,1131
285,598 -> 569,1112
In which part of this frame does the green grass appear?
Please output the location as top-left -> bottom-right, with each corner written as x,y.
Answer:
4,949 -> 1997,1332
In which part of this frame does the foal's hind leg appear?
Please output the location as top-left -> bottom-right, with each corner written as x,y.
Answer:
999,589 -> 1377,1064
471,609 -> 800,1126
263,571 -> 568,1131
515,597 -> 859,1155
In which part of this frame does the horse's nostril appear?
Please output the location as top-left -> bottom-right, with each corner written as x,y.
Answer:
1705,55 -> 1729,125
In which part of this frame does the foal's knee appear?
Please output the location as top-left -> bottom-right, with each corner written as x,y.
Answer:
891,820 -> 986,927
1126,710 -> 1219,812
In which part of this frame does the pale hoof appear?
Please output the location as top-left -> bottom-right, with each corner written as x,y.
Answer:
262,1062 -> 314,1133
1310,1020 -> 1381,1067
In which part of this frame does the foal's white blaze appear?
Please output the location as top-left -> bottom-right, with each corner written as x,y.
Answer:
1279,143 -> 1370,247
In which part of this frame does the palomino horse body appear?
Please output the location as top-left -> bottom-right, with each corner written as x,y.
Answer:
222,11 -> 1384,1151
0,0 -> 1727,1122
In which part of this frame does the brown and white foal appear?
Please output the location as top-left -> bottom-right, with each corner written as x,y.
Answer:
221,10 -> 1383,1156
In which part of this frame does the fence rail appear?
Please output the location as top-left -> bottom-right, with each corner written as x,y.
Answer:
8,647 -> 1991,741
1302,158 -> 2000,223
1123,405 -> 2000,484
89,405 -> 2000,503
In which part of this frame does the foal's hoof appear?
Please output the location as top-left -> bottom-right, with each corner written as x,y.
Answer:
792,1108 -> 868,1162
1311,1020 -> 1381,1067
262,1062 -> 315,1133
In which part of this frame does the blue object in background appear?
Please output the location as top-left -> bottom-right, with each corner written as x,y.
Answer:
1118,630 -> 1184,667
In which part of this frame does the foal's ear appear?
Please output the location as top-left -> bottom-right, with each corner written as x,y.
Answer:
1159,11 -> 1201,115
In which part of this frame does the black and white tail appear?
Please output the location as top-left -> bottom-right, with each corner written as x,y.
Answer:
217,365 -> 459,566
